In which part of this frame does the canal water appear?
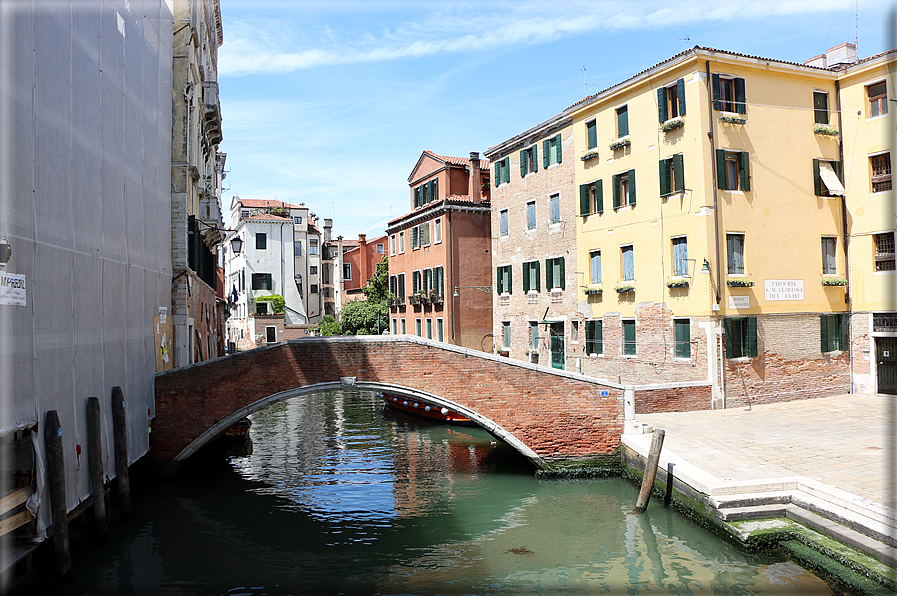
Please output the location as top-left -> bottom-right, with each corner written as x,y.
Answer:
36,390 -> 841,595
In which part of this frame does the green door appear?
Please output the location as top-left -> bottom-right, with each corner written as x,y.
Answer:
550,323 -> 565,370
877,337 -> 897,395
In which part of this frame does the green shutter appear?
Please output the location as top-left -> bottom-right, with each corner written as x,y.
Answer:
433,178 -> 438,201
595,180 -> 604,213
496,266 -> 502,294
503,158 -> 510,184
494,163 -> 500,187
740,152 -> 751,191
820,314 -> 830,352
833,160 -> 842,182
558,256 -> 565,289
716,149 -> 727,190
520,149 -> 527,177
840,313 -> 848,352
735,77 -> 746,114
534,261 -> 540,292
543,139 -> 550,168
677,78 -> 686,115
658,87 -> 667,123
712,74 -> 722,111
628,169 -> 636,204
507,266 -> 512,294
724,318 -> 734,357
675,321 -> 690,358
746,317 -> 758,357
587,121 -> 597,149
617,108 -> 628,137
523,263 -> 530,293
555,134 -> 562,163
580,184 -> 590,216
545,259 -> 553,290
613,174 -> 621,209
532,144 -> 538,172
813,159 -> 822,196
659,158 -> 670,197
673,154 -> 685,193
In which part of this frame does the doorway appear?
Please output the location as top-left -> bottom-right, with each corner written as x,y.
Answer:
549,323 -> 565,370
876,336 -> 897,395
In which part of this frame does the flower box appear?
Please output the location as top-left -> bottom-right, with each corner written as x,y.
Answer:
822,278 -> 847,286
667,279 -> 690,288
813,124 -> 839,137
581,149 -> 600,162
409,294 -> 422,305
661,118 -> 684,132
727,279 -> 754,287
719,115 -> 746,125
584,287 -> 602,295
614,284 -> 635,293
609,139 -> 631,151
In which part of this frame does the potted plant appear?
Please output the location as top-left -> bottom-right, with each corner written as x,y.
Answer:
661,118 -> 684,132
609,139 -> 631,151
428,290 -> 442,304
581,149 -> 600,162
727,278 -> 754,287
667,279 -> 690,289
822,278 -> 847,286
615,284 -> 635,294
719,115 -> 747,125
584,286 -> 602,295
409,293 -> 421,305
813,124 -> 839,137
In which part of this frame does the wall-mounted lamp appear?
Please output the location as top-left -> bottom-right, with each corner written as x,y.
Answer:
0,239 -> 10,266
701,258 -> 710,274
230,236 -> 243,254
453,286 -> 493,297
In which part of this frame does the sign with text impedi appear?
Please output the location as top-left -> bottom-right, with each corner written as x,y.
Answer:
764,279 -> 804,301
0,272 -> 26,306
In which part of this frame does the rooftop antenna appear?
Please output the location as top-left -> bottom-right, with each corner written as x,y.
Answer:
855,0 -> 858,56
573,66 -> 592,96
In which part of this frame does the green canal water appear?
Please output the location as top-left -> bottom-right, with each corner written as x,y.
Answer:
37,390 -> 843,595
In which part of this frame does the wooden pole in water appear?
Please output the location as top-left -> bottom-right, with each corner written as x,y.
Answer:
636,429 -> 665,513
86,396 -> 108,541
44,409 -> 71,578
111,386 -> 132,518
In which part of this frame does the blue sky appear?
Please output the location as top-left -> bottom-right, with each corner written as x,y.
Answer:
217,0 -> 891,239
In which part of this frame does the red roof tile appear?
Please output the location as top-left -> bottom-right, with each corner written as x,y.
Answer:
422,150 -> 491,170
238,199 -> 303,209
245,214 -> 293,222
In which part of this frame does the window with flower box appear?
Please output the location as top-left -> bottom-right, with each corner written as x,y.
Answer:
616,105 -> 629,138
586,120 -> 597,150
813,91 -> 829,124
658,79 -> 686,122
712,74 -> 746,114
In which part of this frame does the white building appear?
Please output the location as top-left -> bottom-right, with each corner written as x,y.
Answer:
225,199 -> 327,349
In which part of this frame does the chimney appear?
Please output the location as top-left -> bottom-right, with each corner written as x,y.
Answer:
827,42 -> 857,68
323,218 -> 332,243
358,234 -> 368,287
468,152 -> 481,202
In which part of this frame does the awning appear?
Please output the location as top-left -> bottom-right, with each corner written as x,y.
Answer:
819,162 -> 846,196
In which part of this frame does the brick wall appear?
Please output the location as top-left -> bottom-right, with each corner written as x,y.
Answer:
635,384 -> 712,414
172,269 -> 223,361
254,315 -> 316,346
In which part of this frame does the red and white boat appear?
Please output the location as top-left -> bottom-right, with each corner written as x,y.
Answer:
378,392 -> 475,426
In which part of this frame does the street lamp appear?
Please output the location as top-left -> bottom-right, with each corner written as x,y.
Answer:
230,235 -> 243,254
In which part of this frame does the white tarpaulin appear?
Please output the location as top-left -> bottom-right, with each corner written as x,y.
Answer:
819,161 -> 846,196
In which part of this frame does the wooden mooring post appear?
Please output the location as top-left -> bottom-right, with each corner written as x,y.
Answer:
635,429 -> 665,513
86,396 -> 108,541
44,410 -> 71,578
111,386 -> 131,518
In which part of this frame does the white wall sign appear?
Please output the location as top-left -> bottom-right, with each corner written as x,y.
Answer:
764,279 -> 804,301
0,272 -> 26,306
728,295 -> 750,309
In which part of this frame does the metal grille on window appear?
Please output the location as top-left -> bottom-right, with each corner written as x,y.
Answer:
874,233 -> 896,271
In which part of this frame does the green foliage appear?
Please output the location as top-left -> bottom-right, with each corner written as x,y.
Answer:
362,255 -> 389,302
254,294 -> 285,313
317,314 -> 342,336
340,299 -> 389,335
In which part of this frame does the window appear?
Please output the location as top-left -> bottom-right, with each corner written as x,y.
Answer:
523,260 -> 540,292
389,275 -> 397,298
871,153 -> 892,192
310,284 -> 318,293
549,194 -> 560,224
526,201 -> 536,230
413,178 -> 439,208
586,119 -> 597,149
423,268 -> 432,293
392,318 -> 397,335
674,319 -> 691,358
496,264 -> 512,294
530,322 -> 539,351
412,270 -> 421,294
570,320 -> 579,342
724,317 -> 758,358
390,234 -> 396,255
520,145 -> 538,176
293,216 -> 303,225
820,314 -> 846,353
401,318 -> 406,334
874,232 -> 896,271
616,105 -> 629,138
494,157 -> 510,186
542,133 -> 563,167
867,81 -> 888,118
671,237 -> 688,277
579,180 -> 603,216
294,240 -> 302,256
251,273 -> 273,290
613,170 -> 636,208
343,263 -> 352,280
398,231 -> 405,253
433,266 -> 444,297
416,319 -> 422,337
822,237 -> 837,275
499,209 -> 509,237
257,302 -> 269,315
266,326 -> 276,343
545,256 -> 565,290
589,250 -> 601,285
813,91 -> 829,124
622,320 -> 636,356
586,320 -> 603,355
658,79 -> 686,122
310,265 -> 318,275
502,322 -> 511,348
437,319 -> 444,342
621,245 -> 634,281
419,222 -> 430,247
659,154 -> 685,197
813,159 -> 845,197
426,318 -> 433,339
716,150 -> 750,191
241,209 -> 250,219
397,273 -> 406,300
727,233 -> 745,275
434,218 -> 442,243
712,74 -> 746,114
376,243 -> 384,254
310,239 -> 318,255
256,233 -> 267,250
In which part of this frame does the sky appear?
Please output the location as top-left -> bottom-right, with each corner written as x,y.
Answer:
216,0 -> 893,239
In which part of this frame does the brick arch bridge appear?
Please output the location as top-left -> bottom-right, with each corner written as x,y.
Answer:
151,336 -> 709,470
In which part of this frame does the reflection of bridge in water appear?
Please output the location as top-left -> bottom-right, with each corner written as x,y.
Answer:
151,336 -> 710,469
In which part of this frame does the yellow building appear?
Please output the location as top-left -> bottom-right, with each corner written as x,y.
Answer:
571,46 -> 857,408
833,47 -> 897,395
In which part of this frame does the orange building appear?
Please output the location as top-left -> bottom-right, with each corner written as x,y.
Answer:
386,151 -> 493,350
340,233 -> 388,304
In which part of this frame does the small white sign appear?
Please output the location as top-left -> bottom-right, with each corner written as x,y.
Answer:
158,306 -> 167,324
729,295 -> 750,309
764,279 -> 804,301
0,272 -> 26,306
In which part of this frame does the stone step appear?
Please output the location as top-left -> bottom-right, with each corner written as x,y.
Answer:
791,492 -> 897,549
715,503 -> 791,522
786,507 -> 897,568
710,490 -> 792,509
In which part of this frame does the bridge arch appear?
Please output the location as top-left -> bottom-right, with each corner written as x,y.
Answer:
171,379 -> 542,467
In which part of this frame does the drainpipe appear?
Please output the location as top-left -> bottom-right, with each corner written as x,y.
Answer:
706,59 -> 726,408
448,209 -> 455,341
835,79 -> 853,393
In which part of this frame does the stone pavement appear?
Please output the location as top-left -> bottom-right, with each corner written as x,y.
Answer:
633,393 -> 895,509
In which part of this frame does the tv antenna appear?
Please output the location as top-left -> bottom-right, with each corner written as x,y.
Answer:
573,66 -> 593,96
